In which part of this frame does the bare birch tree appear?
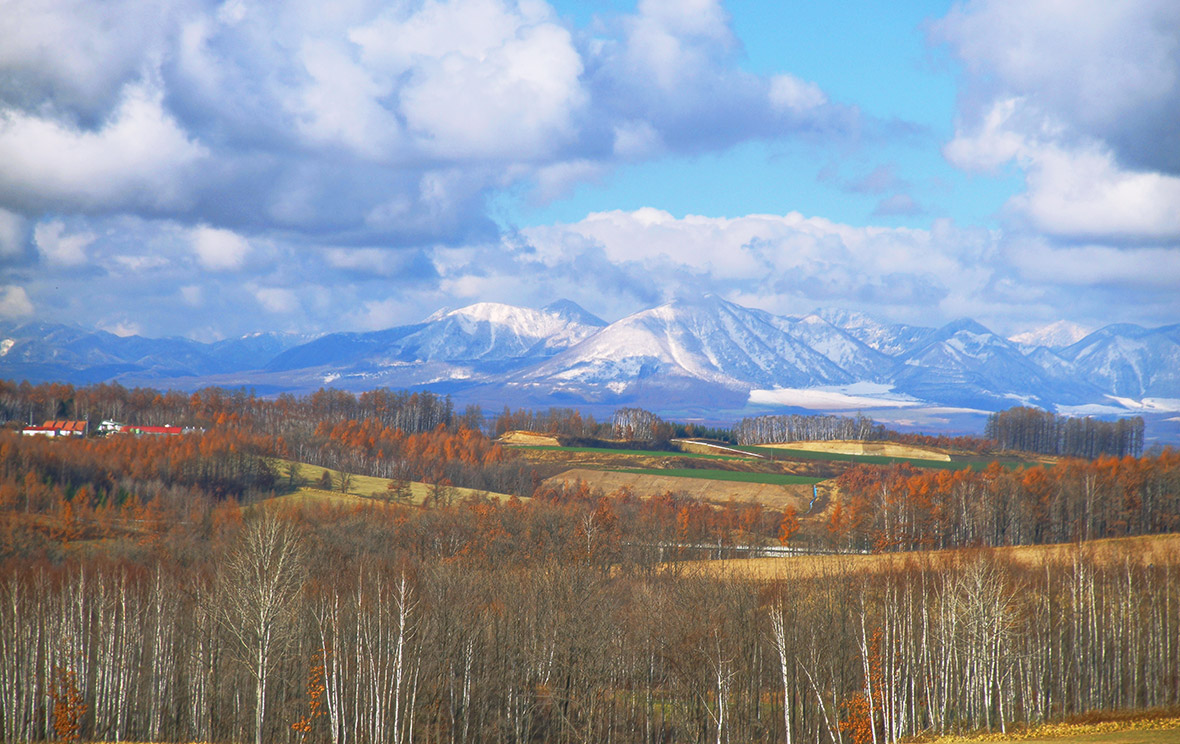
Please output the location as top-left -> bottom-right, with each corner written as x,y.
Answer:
217,514 -> 307,744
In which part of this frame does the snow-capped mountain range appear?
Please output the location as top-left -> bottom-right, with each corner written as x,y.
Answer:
3,297 -> 1179,418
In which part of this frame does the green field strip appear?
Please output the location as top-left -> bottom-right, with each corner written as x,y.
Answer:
602,467 -> 824,486
508,444 -> 749,461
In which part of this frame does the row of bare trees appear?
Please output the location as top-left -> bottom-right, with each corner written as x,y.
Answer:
985,407 -> 1145,458
734,413 -> 886,446
3,516 -> 1178,744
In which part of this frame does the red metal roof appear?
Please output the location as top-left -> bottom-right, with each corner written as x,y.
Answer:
40,420 -> 87,432
129,425 -> 184,435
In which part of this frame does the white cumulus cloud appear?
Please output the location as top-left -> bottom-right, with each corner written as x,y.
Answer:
0,286 -> 34,318
935,0 -> 1180,242
34,221 -> 95,266
254,287 -> 299,314
0,208 -> 25,259
190,225 -> 250,271
0,82 -> 208,213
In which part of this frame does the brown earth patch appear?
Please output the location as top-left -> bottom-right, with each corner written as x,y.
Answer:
498,430 -> 562,446
545,468 -> 814,511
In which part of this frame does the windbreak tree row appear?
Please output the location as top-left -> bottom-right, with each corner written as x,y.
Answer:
734,413 -> 887,446
2,518 -> 1178,744
985,407 -> 1145,458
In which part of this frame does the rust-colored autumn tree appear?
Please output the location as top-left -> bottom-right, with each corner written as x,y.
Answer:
51,667 -> 87,744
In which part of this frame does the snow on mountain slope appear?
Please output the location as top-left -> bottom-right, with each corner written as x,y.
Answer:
1062,325 -> 1180,398
399,301 -> 604,361
268,300 -> 604,372
1010,320 -> 1092,350
772,313 -> 892,381
814,308 -> 932,356
526,295 -> 852,392
891,318 -> 1069,405
1026,346 -> 1077,380
8,300 -> 1179,418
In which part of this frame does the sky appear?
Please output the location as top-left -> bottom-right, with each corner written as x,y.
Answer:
1,0 -> 1178,341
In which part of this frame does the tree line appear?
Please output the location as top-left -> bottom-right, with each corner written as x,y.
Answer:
0,381 -> 472,440
985,407 -> 1145,458
0,381 -> 1153,462
734,413 -> 887,446
831,452 -> 1180,552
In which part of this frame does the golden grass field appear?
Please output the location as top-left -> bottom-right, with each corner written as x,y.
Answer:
688,533 -> 1180,580
915,714 -> 1180,743
544,467 -> 816,511
264,458 -> 513,509
759,439 -> 953,461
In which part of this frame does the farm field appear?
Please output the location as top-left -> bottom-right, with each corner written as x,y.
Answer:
544,466 -> 825,510
517,434 -> 1055,515
736,442 -> 1030,471
506,433 -> 1044,477
611,467 -> 822,485
688,532 -> 1180,580
758,438 -> 952,461
509,442 -> 750,461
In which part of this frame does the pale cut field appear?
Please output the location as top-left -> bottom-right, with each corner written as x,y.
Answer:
545,467 -> 815,511
690,533 -> 1180,580
498,430 -> 562,446
761,439 -> 952,461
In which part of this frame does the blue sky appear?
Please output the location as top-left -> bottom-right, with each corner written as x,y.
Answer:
0,0 -> 1177,341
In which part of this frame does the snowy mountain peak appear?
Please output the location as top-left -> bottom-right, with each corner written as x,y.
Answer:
528,294 -> 852,392
430,302 -> 598,340
1010,320 -> 1092,349
541,299 -> 606,328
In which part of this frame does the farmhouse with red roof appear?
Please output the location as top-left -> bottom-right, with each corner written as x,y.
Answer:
22,420 -> 88,437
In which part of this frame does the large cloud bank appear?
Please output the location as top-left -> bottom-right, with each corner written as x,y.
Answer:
1,0 -> 1176,338
934,0 -> 1180,241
